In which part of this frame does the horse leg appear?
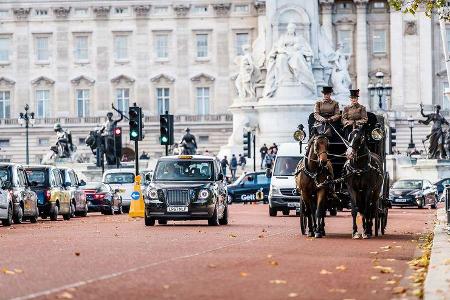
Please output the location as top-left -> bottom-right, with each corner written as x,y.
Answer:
302,193 -> 314,237
362,191 -> 373,239
349,187 -> 360,239
315,189 -> 326,238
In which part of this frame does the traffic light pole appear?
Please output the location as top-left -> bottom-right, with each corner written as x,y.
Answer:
253,133 -> 256,172
135,140 -> 139,176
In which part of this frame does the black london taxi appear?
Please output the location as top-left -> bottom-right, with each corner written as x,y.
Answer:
226,171 -> 271,204
144,155 -> 228,226
60,167 -> 88,217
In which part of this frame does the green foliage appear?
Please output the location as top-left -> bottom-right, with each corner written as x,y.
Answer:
388,0 -> 447,17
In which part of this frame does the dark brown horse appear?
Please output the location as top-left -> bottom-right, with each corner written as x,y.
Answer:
345,127 -> 383,239
295,135 -> 332,238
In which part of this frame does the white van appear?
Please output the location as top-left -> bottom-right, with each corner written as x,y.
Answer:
268,143 -> 305,216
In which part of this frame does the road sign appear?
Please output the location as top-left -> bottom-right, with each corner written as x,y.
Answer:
131,191 -> 140,200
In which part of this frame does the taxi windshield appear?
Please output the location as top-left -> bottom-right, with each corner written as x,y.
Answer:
392,180 -> 422,189
104,173 -> 135,184
154,160 -> 214,181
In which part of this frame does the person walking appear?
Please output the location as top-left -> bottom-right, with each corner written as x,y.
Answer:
259,144 -> 268,169
264,148 -> 275,170
238,154 -> 247,171
220,156 -> 229,176
230,154 -> 238,181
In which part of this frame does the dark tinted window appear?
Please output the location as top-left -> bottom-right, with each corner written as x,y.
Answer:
104,173 -> 135,184
155,160 -> 214,181
26,169 -> 47,186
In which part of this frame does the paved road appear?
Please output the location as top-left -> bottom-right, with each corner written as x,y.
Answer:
0,205 -> 435,300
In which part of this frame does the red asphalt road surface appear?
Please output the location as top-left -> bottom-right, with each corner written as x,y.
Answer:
0,205 -> 435,300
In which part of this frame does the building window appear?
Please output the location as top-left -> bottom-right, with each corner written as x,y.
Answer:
234,5 -> 249,13
373,2 -> 386,8
0,91 -> 10,119
156,88 -> 170,115
35,9 -> 48,16
0,139 -> 10,147
193,6 -> 208,14
76,89 -> 90,117
154,6 -> 169,14
0,10 -> 9,17
36,36 -> 50,62
337,30 -> 352,55
196,34 -> 208,58
74,36 -> 89,61
36,89 -> 50,118
116,88 -> 129,113
114,35 -> 128,60
373,30 -> 386,54
0,36 -> 11,62
114,7 -> 129,15
235,33 -> 249,56
196,87 -> 210,115
155,34 -> 168,59
198,135 -> 209,143
38,138 -> 49,146
74,8 -> 89,16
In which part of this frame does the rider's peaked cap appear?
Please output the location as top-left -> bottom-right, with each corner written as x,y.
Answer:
350,89 -> 360,98
321,86 -> 333,94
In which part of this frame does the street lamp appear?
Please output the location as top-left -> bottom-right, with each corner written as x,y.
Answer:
407,115 -> 415,150
368,71 -> 392,110
18,104 -> 35,165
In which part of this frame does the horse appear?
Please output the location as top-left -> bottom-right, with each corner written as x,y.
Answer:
295,134 -> 332,238
345,127 -> 383,239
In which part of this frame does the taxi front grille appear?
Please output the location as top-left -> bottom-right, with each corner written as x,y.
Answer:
166,189 -> 190,206
280,188 -> 299,197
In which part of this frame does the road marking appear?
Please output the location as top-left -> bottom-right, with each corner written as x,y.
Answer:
12,229 -> 295,300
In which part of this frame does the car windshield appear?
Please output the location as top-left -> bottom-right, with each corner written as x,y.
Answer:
104,173 -> 135,184
393,180 -> 422,189
154,160 -> 214,181
0,168 -> 10,182
26,170 -> 47,186
273,157 -> 302,176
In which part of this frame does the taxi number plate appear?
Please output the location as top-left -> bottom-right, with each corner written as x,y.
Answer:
396,198 -> 407,203
288,202 -> 300,208
167,206 -> 188,213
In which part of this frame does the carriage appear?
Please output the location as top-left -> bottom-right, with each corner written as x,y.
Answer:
294,111 -> 390,237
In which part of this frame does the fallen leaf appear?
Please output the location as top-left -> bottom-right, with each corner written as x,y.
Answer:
74,252 -> 80,256
13,269 -> 23,273
385,280 -> 397,285
262,228 -> 267,232
374,266 -> 394,274
320,269 -> 332,275
240,272 -> 249,277
57,292 -> 73,299
412,289 -> 423,297
336,265 -> 347,271
392,286 -> 407,294
207,264 -> 217,268
371,290 -> 377,294
229,233 -> 237,238
258,234 -> 264,238
395,245 -> 402,248
328,288 -> 347,293
370,251 -> 379,255
269,260 -> 279,266
393,274 -> 403,278
163,285 -> 170,289
386,258 -> 396,262
380,245 -> 391,250
267,254 -> 273,258
2,268 -> 14,275
287,293 -> 298,298
270,279 -> 287,284
370,276 -> 379,280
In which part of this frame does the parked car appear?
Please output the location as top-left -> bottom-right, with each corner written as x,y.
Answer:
389,179 -> 438,209
60,167 -> 88,217
434,178 -> 450,197
81,182 -> 123,215
144,155 -> 228,226
102,169 -> 135,212
226,171 -> 271,204
0,163 -> 39,224
25,166 -> 72,221
0,180 -> 13,226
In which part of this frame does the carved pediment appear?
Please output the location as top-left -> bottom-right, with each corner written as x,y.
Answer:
0,77 -> 15,86
13,8 -> 31,19
212,3 -> 231,16
134,5 -> 151,17
31,76 -> 55,86
111,74 -> 135,84
151,74 -> 175,83
173,4 -> 190,16
53,7 -> 71,18
93,6 -> 111,18
71,75 -> 95,86
334,17 -> 355,25
191,73 -> 215,82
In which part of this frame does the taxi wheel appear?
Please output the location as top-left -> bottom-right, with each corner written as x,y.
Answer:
50,205 -> 59,221
1,204 -> 13,226
145,215 -> 155,226
13,205 -> 23,224
208,206 -> 220,226
63,205 -> 72,220
219,206 -> 228,225
80,204 -> 88,217
29,213 -> 38,224
269,206 -> 277,217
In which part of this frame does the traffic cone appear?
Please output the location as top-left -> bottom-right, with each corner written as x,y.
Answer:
129,175 -> 145,218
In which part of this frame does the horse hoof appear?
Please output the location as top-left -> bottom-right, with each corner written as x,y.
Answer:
321,231 -> 326,237
352,233 -> 361,239
315,233 -> 323,238
362,233 -> 371,239
307,232 -> 314,238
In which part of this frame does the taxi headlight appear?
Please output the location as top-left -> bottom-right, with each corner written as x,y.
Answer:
198,189 -> 210,200
147,189 -> 158,199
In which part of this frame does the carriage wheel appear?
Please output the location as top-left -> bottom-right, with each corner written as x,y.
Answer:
299,201 -> 306,235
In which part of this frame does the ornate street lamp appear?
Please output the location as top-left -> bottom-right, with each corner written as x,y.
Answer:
368,71 -> 392,110
18,104 -> 35,165
407,115 -> 415,150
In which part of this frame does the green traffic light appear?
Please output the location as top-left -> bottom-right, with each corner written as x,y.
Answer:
161,136 -> 168,143
131,131 -> 139,138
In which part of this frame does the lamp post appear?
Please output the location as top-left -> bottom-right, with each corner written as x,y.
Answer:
18,104 -> 35,165
407,115 -> 415,150
368,71 -> 392,110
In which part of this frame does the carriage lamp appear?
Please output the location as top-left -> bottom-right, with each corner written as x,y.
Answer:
368,71 -> 392,110
294,124 -> 306,154
18,104 -> 36,165
407,116 -> 415,150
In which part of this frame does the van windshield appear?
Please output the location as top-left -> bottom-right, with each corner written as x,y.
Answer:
273,157 -> 302,176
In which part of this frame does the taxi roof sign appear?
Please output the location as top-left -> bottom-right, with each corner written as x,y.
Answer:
178,155 -> 193,159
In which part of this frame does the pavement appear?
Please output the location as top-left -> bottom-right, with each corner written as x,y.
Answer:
0,205 -> 436,300
424,208 -> 450,300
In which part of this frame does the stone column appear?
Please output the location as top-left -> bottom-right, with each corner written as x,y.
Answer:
319,0 -> 334,42
354,0 -> 369,105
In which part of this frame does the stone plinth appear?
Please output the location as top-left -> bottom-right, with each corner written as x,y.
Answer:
395,159 -> 450,182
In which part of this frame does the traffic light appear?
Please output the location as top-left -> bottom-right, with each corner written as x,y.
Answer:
243,131 -> 251,158
389,127 -> 397,154
129,106 -> 143,141
114,127 -> 122,161
159,114 -> 174,145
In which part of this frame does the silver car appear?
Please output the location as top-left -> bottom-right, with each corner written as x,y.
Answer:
0,181 -> 12,226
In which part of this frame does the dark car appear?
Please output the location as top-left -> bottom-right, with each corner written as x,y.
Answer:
144,155 -> 228,226
434,178 -> 450,197
226,171 -> 271,204
0,163 -> 39,224
81,182 -> 123,215
389,179 -> 437,209
60,167 -> 88,217
25,166 -> 72,221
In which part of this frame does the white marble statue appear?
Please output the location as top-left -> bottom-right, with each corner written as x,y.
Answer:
330,44 -> 351,101
235,44 -> 257,100
318,26 -> 336,86
263,22 -> 316,98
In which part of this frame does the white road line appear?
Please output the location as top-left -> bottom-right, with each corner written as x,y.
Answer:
11,229 -> 295,300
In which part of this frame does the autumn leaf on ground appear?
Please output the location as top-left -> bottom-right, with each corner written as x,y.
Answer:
395,245 -> 402,248
320,269 -> 332,275
229,233 -> 237,238
258,234 -> 264,238
267,254 -> 273,258
370,276 -> 379,280
373,266 -> 394,273
74,252 -> 80,256
335,265 -> 347,271
386,258 -> 396,262
13,269 -> 23,273
393,274 -> 403,278
163,285 -> 170,289
240,272 -> 249,277
287,293 -> 298,298
207,263 -> 217,268
262,228 -> 267,232
370,251 -> 378,255
392,286 -> 407,294
385,280 -> 397,285
380,245 -> 391,250
328,288 -> 347,293
269,260 -> 279,266
270,279 -> 287,284
57,292 -> 73,299
2,268 -> 15,275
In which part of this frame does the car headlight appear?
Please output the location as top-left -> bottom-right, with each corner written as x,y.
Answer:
147,189 -> 158,199
198,189 -> 210,200
270,185 -> 281,195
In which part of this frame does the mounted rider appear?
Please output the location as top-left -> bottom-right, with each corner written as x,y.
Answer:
53,123 -> 74,158
180,128 -> 197,155
313,86 -> 341,137
342,89 -> 368,138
